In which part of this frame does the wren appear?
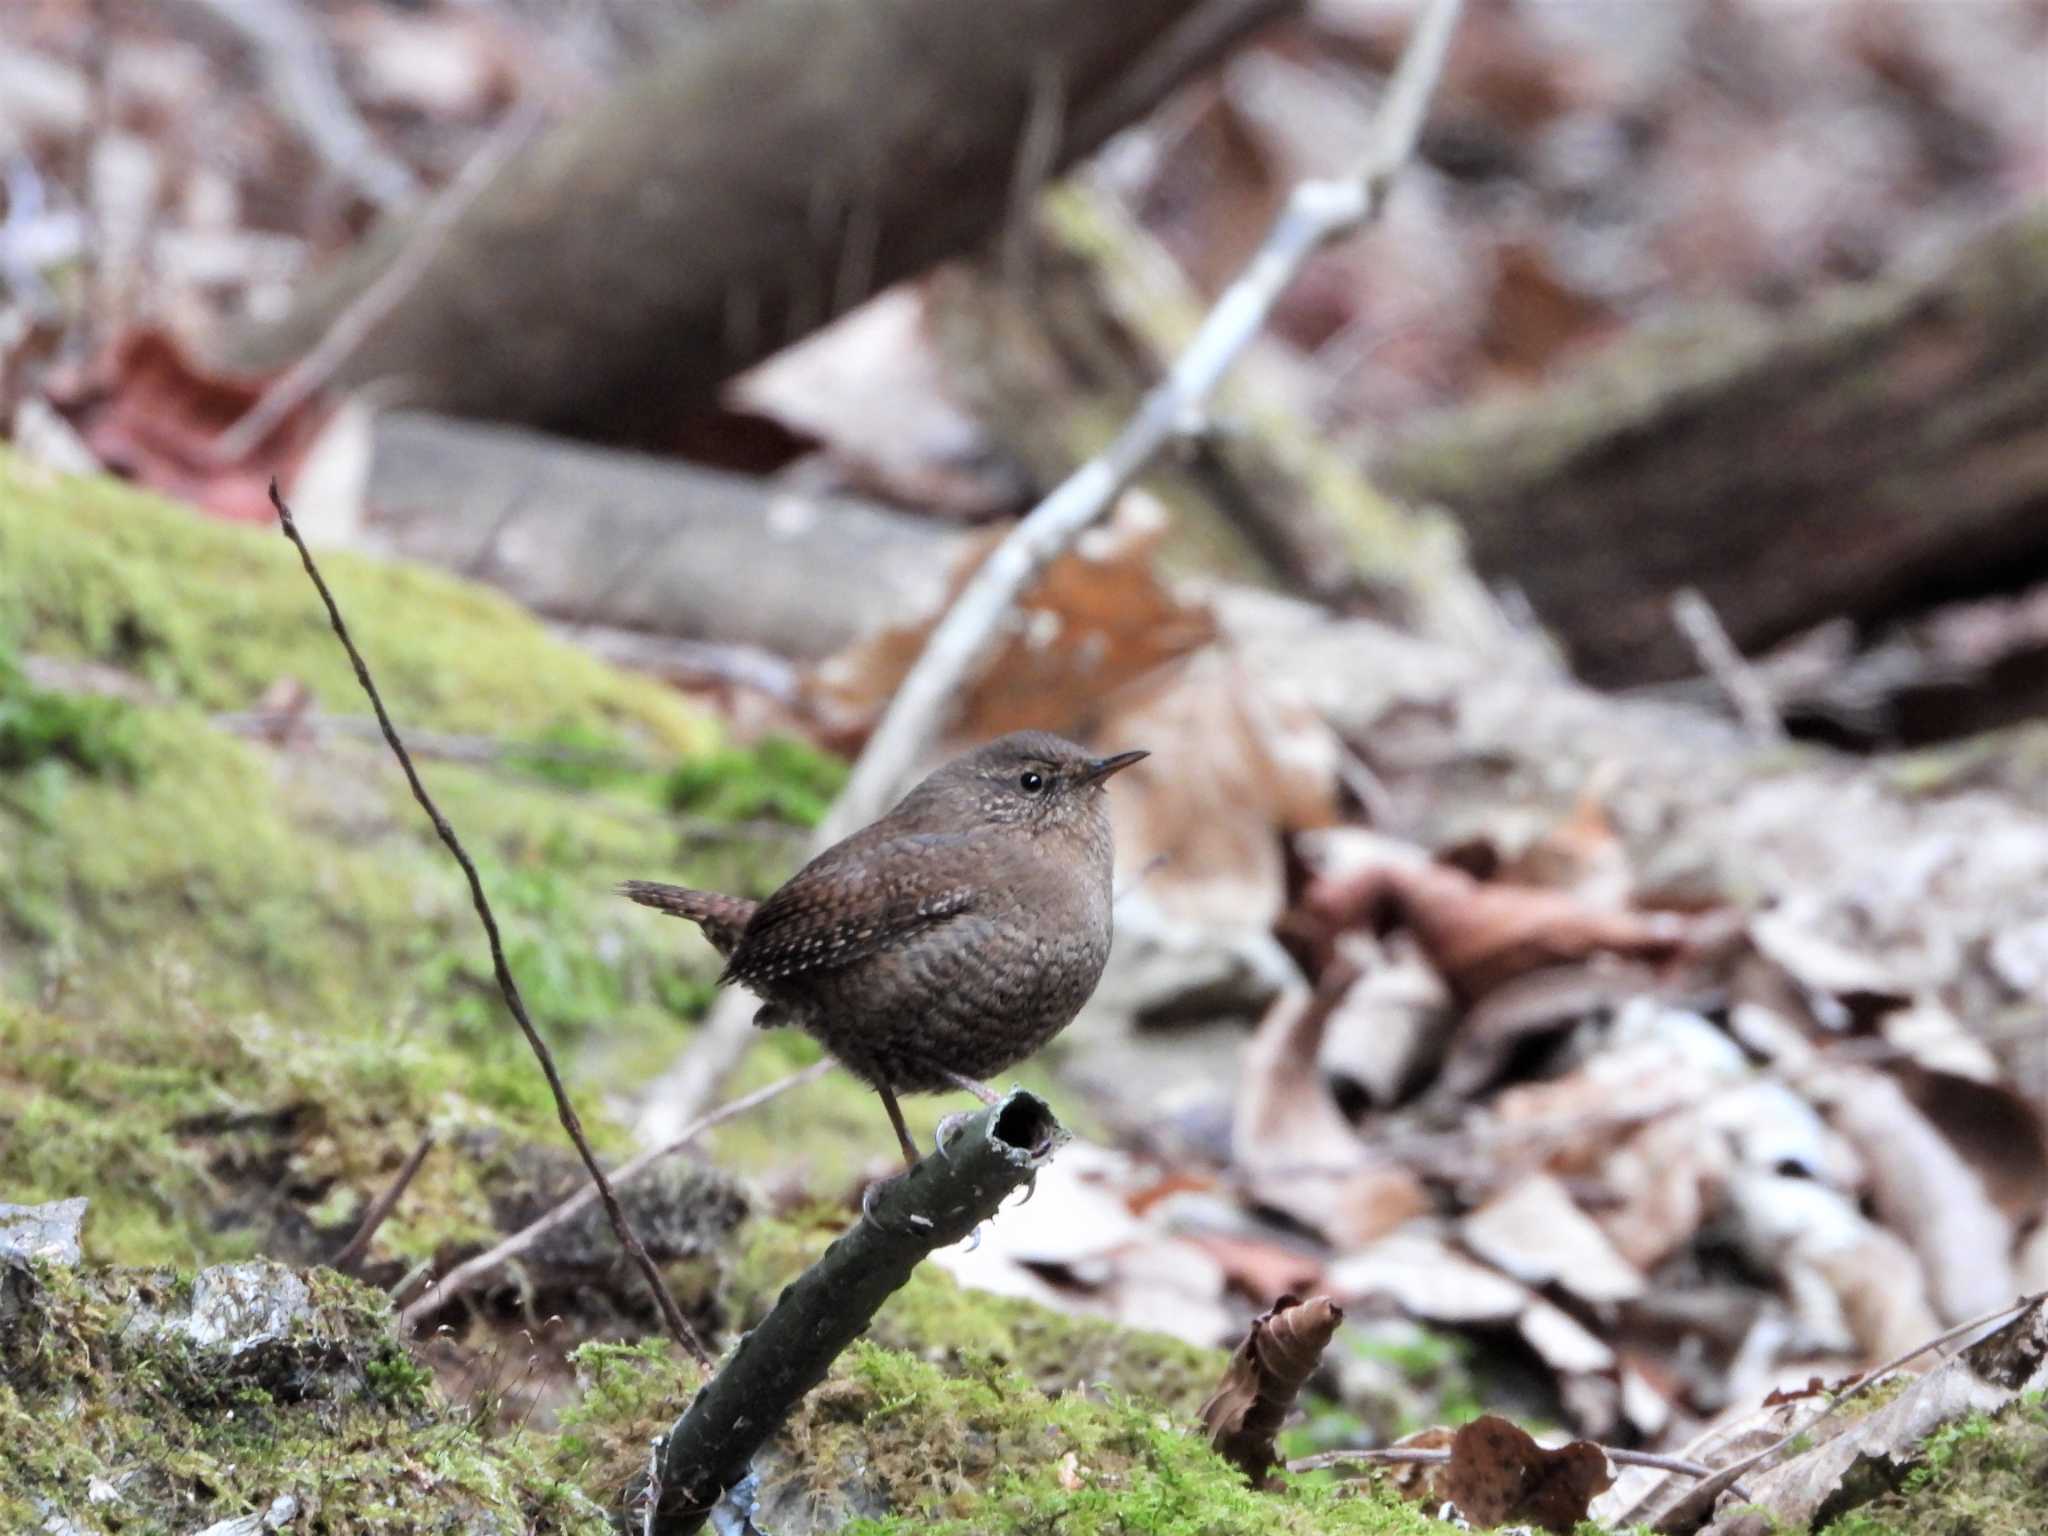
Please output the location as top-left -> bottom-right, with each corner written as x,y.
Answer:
622,731 -> 1147,1165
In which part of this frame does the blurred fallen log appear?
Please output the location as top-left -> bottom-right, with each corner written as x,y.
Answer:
220,0 -> 1297,440
359,410 -> 972,661
1375,205 -> 2048,685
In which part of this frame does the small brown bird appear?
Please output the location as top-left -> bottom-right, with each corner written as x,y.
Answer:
623,731 -> 1147,1165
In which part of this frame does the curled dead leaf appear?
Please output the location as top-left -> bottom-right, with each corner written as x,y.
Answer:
1234,984 -> 1430,1247
50,327 -> 322,521
1306,852 -> 1691,1004
1444,1413 -> 1616,1534
1199,1293 -> 1345,1486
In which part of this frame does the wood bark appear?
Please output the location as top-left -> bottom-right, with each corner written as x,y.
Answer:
221,0 -> 1296,442
361,410 -> 972,662
1372,206 -> 2048,685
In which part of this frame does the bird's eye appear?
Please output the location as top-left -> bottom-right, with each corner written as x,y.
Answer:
1019,771 -> 1046,794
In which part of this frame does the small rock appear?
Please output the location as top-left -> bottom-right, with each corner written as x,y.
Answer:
183,1264 -> 314,1357
190,1492 -> 300,1535
0,1198 -> 89,1266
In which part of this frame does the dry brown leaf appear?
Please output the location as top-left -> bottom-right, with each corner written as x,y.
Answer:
1306,853 -> 1691,1004
1812,1064 -> 2016,1324
1182,1232 -> 1327,1305
1893,1062 -> 2048,1225
1495,777 -> 1634,907
728,287 -> 1017,517
1330,1232 -> 1529,1325
1375,1423 -> 1460,1505
805,492 -> 1215,742
1461,1173 -> 1646,1306
1093,647 -> 1341,929
1598,1109 -> 1736,1271
1440,958 -> 1661,1099
1199,1293 -> 1345,1486
1761,1375 -> 1832,1408
1725,1170 -> 1942,1364
50,327 -> 322,522
1318,931 -> 1454,1110
1443,1414 -> 1615,1533
1234,987 -> 1431,1247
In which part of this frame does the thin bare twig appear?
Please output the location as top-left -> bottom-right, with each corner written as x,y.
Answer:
400,1060 -> 832,1330
269,481 -> 712,1368
1288,1444 -> 1747,1498
331,1130 -> 436,1274
818,0 -> 1465,847
1653,1289 -> 2047,1532
1672,587 -> 1785,744
214,104 -> 538,463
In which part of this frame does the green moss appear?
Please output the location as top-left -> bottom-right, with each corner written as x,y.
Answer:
663,733 -> 850,827
1816,1394 -> 2048,1536
0,643 -> 139,776
796,1343 -> 1445,1535
0,449 -> 712,746
549,1339 -> 706,1509
728,1214 -> 1225,1417
0,462 -> 815,1272
0,1259 -> 613,1534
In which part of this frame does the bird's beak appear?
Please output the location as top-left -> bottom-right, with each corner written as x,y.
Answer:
1081,749 -> 1149,786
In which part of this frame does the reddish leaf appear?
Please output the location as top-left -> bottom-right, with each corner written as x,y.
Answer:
1444,1414 -> 1614,1533
51,328 -> 323,522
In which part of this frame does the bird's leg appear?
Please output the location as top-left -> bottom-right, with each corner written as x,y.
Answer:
942,1070 -> 1002,1106
877,1081 -> 922,1168
860,1083 -> 937,1234
935,1072 -> 1001,1161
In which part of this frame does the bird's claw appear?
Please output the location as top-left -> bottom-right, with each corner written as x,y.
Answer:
1006,1168 -> 1041,1208
860,1172 -> 936,1236
934,1111 -> 975,1160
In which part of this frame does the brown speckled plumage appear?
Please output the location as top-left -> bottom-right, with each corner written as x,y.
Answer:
622,731 -> 1146,1163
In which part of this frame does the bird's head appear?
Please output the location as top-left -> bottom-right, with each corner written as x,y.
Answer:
907,730 -> 1148,835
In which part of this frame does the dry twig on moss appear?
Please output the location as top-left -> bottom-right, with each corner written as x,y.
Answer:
268,480 -> 711,1368
398,1060 -> 831,1330
1652,1288 -> 2047,1532
330,1130 -> 435,1276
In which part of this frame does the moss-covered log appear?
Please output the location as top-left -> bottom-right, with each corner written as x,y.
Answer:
1373,206 -> 2048,684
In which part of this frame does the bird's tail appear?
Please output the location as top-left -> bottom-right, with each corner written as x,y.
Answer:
618,881 -> 757,958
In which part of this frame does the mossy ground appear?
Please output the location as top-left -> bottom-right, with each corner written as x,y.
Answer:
729,1214 -> 1226,1416
0,455 -> 848,1274
0,1259 -> 614,1534
1812,1394 -> 2048,1536
547,1334 -> 1450,1536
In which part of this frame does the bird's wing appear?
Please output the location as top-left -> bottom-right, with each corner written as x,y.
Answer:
723,832 -> 980,987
